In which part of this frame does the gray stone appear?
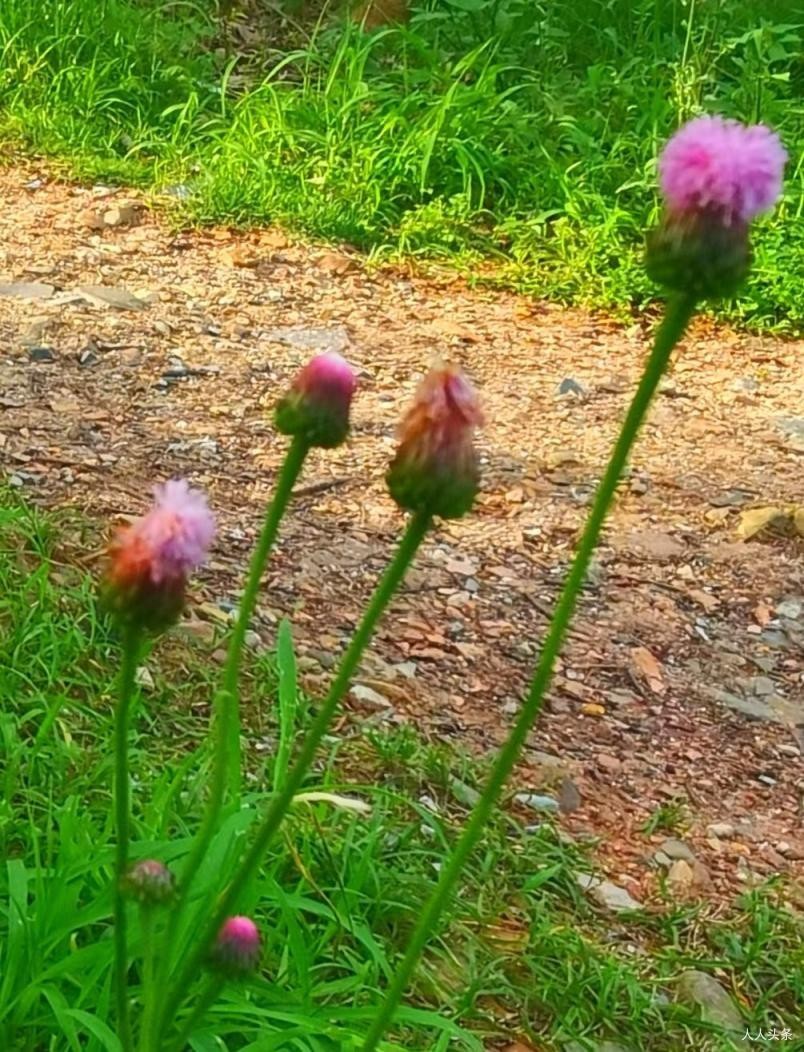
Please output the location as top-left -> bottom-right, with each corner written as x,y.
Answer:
350,684 -> 393,711
709,688 -> 777,723
676,969 -> 742,1032
658,838 -> 695,861
76,285 -> 147,311
775,416 -> 804,446
28,346 -> 55,363
707,822 -> 735,839
557,776 -> 582,814
752,676 -> 776,697
515,792 -> 559,814
777,597 -> 803,620
0,281 -> 54,299
266,325 -> 349,354
557,377 -> 586,397
732,376 -> 759,393
576,873 -> 642,913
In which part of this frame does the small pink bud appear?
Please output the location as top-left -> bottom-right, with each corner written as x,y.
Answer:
386,363 -> 483,519
275,352 -> 357,448
210,915 -> 261,976
101,479 -> 215,633
647,116 -> 787,298
122,859 -> 175,906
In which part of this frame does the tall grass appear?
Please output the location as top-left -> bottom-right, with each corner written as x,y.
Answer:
1,487 -> 802,1048
0,0 -> 801,328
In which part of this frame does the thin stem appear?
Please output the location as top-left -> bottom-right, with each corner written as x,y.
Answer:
139,907 -> 157,1052
222,433 -> 310,805
156,509 -> 432,1044
360,293 -> 698,1051
114,627 -> 140,1052
157,436 -> 309,999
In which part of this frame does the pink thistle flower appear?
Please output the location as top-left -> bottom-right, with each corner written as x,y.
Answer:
102,479 -> 215,633
122,859 -> 175,906
659,116 -> 786,224
275,351 -> 357,448
210,915 -> 261,976
386,363 -> 483,520
648,115 -> 786,299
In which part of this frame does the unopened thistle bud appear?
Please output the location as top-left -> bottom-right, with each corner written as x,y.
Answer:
210,915 -> 261,977
275,352 -> 357,448
122,859 -> 175,906
646,115 -> 786,299
386,363 -> 483,520
101,480 -> 215,634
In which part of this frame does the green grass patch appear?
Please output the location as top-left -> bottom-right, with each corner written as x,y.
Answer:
0,1 -> 802,331
0,487 -> 802,1049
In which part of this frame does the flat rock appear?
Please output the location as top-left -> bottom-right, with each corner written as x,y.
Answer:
576,873 -> 642,912
76,285 -> 147,311
515,792 -> 559,814
0,281 -> 54,299
349,683 -> 393,710
615,530 -> 685,561
676,969 -> 742,1032
707,822 -> 735,839
658,837 -> 695,861
265,325 -> 349,353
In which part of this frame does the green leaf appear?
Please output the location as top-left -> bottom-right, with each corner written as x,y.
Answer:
63,1009 -> 123,1051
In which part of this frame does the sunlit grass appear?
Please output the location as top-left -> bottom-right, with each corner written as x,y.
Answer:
0,1 -> 801,330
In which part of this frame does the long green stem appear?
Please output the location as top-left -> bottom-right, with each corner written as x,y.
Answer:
360,293 -> 698,1050
153,436 -> 309,1037
222,433 -> 310,805
155,509 -> 432,1044
139,907 -> 157,1052
114,627 -> 140,1051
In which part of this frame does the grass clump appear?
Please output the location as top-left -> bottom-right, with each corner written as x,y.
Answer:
0,0 -> 802,331
1,488 -> 802,1048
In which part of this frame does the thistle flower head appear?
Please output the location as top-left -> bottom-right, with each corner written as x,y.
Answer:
275,351 -> 357,448
647,116 -> 786,299
122,859 -> 175,906
102,479 -> 215,633
386,363 -> 483,520
210,915 -> 261,977
659,116 -> 786,224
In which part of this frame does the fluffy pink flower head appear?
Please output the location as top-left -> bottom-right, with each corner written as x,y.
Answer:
386,362 -> 483,520
211,915 -> 261,976
122,859 -> 175,906
275,351 -> 357,448
659,116 -> 786,224
103,480 -> 215,632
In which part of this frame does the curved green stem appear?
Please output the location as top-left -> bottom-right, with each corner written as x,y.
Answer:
155,509 -> 432,1045
158,436 -> 309,993
114,627 -> 140,1051
360,293 -> 698,1050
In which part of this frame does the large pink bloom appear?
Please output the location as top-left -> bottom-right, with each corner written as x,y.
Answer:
659,116 -> 787,224
104,479 -> 215,631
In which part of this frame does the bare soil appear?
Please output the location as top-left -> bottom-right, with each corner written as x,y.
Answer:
1,170 -> 802,908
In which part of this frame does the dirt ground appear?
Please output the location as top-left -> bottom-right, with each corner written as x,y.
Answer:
1,170 -> 802,908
